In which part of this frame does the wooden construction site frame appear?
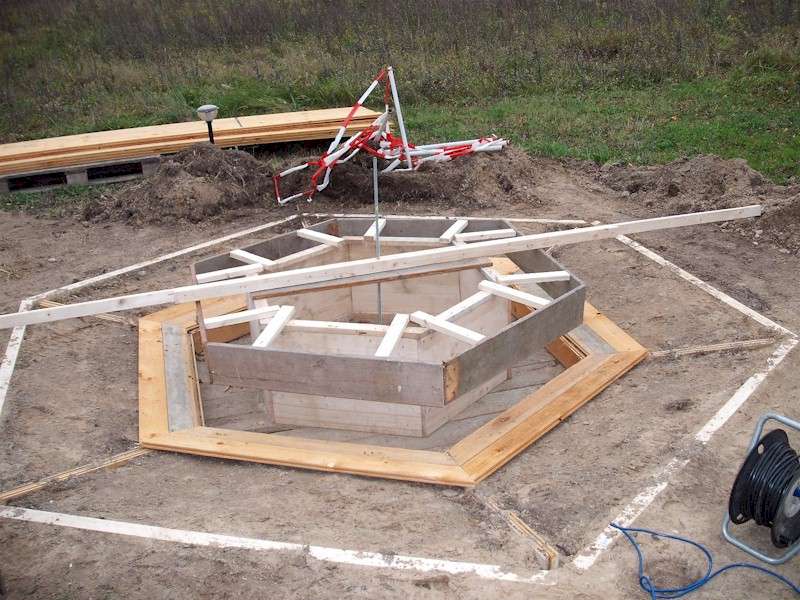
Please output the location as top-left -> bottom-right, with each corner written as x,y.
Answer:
138,297 -> 647,487
190,218 -> 586,436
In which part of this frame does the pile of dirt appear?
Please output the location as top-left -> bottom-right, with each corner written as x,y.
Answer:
82,144 -> 276,225
596,155 -> 800,254
82,144 -> 545,226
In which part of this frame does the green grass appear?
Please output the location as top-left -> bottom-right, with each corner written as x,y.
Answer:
0,0 -> 797,197
409,72 -> 800,182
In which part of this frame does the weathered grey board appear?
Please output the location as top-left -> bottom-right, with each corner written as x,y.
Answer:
194,220 -> 340,274
444,282 -> 585,400
207,345 -> 447,406
162,323 -> 198,432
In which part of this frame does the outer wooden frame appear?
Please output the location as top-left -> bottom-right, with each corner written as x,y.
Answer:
139,297 -> 647,487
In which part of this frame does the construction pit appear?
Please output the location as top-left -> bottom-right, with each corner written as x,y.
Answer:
1,151 -> 800,599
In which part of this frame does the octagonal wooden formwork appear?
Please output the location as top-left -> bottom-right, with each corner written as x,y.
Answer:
138,292 -> 647,487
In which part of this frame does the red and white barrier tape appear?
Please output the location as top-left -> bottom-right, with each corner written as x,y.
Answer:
274,67 -> 507,205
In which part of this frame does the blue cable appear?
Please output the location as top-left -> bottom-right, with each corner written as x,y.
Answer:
610,523 -> 800,599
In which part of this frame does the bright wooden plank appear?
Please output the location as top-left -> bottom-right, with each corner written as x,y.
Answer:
252,306 -> 295,348
496,271 -> 570,284
203,305 -> 280,330
0,107 -> 380,163
296,229 -> 345,247
144,427 -> 474,486
436,291 -> 493,322
410,311 -> 485,345
268,244 -> 335,269
195,263 -> 263,284
439,219 -> 469,242
374,314 -> 411,358
229,249 -> 276,267
364,218 -> 387,238
479,280 -> 550,309
138,320 -> 169,439
0,206 -> 762,329
455,228 -> 516,243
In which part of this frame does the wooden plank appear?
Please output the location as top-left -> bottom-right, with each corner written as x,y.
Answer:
496,271 -> 570,284
195,263 -> 263,283
162,323 -> 199,432
0,107 -> 380,163
143,427 -> 475,486
138,319 -> 169,439
0,206 -> 762,329
0,447 -> 151,503
203,305 -> 280,330
296,228 -> 344,247
0,122 -> 377,176
207,343 -> 446,406
252,306 -> 295,348
455,351 -> 647,481
229,249 -> 276,267
439,219 -> 469,242
436,291 -> 492,322
364,218 -> 387,238
410,311 -> 485,345
445,284 -> 585,401
375,313 -> 411,358
268,244 -> 335,270
479,280 -> 550,309
455,228 -> 517,243
272,393 -> 424,436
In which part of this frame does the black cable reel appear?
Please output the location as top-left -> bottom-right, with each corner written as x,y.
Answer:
729,428 -> 800,549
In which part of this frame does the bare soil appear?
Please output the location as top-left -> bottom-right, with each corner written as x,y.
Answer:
1,147 -> 799,599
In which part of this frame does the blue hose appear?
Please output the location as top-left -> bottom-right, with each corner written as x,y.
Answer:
611,523 -> 800,598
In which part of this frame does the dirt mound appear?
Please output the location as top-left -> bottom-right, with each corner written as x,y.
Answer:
275,145 -> 544,212
83,144 -> 275,225
83,144 -> 544,225
597,155 -> 800,254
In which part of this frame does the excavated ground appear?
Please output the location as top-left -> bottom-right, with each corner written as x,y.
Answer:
0,147 -> 799,599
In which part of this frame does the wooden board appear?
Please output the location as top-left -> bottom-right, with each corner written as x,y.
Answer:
207,343 -> 447,406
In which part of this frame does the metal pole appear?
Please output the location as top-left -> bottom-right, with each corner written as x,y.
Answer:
372,157 -> 383,324
387,67 -> 413,170
206,121 -> 215,144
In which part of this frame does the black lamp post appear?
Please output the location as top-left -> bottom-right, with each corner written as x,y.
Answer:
196,104 -> 219,144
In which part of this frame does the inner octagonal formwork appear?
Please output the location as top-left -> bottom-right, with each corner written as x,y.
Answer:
192,217 -> 586,437
136,216 -> 647,486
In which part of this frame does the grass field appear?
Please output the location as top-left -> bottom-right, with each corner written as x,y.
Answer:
0,0 -> 798,183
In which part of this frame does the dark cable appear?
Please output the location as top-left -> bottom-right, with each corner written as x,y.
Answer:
729,429 -> 800,546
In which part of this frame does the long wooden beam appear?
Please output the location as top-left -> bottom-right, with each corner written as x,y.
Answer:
0,206 -> 761,329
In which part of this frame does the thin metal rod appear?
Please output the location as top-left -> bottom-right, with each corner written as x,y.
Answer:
387,67 -> 413,170
372,157 -> 383,324
206,121 -> 215,144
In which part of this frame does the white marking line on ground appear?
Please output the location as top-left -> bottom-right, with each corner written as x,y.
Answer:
572,234 -> 799,571
0,300 -> 32,421
0,215 -> 299,423
0,506 -> 551,584
573,336 -> 798,571
616,234 -> 796,337
696,336 -> 799,443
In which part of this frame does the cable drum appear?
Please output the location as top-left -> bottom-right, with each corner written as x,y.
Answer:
728,429 -> 800,548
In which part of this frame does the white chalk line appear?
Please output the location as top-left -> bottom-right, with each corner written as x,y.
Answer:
616,234 -> 796,337
0,300 -> 32,421
0,506 -> 550,584
572,237 -> 800,571
0,215 -> 298,423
